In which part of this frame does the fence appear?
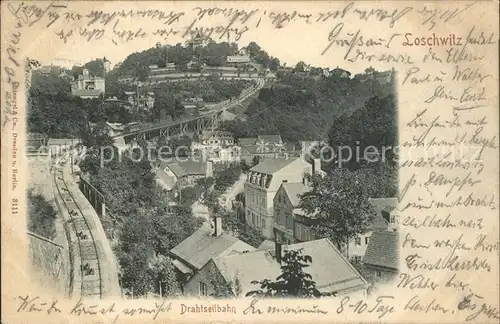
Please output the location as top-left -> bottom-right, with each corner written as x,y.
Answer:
78,175 -> 116,240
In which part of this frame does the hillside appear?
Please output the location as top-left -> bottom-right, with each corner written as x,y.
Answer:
220,73 -> 395,143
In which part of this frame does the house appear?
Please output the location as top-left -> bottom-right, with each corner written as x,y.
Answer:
124,91 -> 155,111
272,159 -> 324,244
191,131 -> 240,163
171,217 -> 255,289
156,159 -> 213,189
347,217 -> 389,263
362,231 -> 399,282
258,135 -> 283,147
238,135 -> 287,162
274,192 -> 393,262
354,69 -> 394,85
104,97 -> 133,111
150,63 -> 177,74
194,131 -> 234,147
329,67 -> 351,78
186,30 -> 211,48
369,197 -> 399,232
185,238 -> 369,297
244,157 -> 312,239
227,55 -> 250,64
273,181 -> 312,244
71,68 -> 105,98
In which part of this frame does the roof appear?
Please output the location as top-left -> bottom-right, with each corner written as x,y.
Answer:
162,160 -> 208,178
170,225 -> 255,270
238,138 -> 257,146
250,158 -> 298,175
199,131 -> 233,141
241,145 -> 282,155
213,238 -> 368,296
258,135 -> 282,144
155,169 -> 177,191
257,240 -> 275,250
281,182 -> 311,207
368,216 -> 389,231
362,231 -> 399,270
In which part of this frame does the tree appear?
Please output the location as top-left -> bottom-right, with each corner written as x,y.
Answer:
298,170 -> 376,253
148,255 -> 181,296
27,190 -> 57,239
294,61 -> 307,73
327,94 -> 397,170
246,248 -> 324,298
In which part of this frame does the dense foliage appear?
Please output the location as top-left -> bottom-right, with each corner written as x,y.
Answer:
81,141 -> 204,297
222,75 -> 394,143
28,71 -> 86,137
115,41 -> 279,79
328,94 -> 397,169
246,249 -> 324,298
27,190 -> 57,239
298,170 -> 377,251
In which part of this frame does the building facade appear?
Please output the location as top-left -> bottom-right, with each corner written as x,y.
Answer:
191,131 -> 240,163
244,158 -> 312,239
71,69 -> 105,98
157,160 -> 213,189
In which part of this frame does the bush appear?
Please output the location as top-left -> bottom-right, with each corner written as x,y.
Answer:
27,190 -> 57,239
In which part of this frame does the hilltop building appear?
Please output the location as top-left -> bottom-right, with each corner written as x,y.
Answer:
71,68 -> 105,99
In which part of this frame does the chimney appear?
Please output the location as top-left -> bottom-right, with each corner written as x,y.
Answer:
313,158 -> 321,174
205,160 -> 213,178
275,242 -> 282,264
213,216 -> 223,237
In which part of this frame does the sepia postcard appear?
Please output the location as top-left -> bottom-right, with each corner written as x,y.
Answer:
1,1 -> 498,323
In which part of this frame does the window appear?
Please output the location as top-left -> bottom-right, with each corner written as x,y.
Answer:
353,255 -> 362,263
304,228 -> 310,241
376,270 -> 382,278
390,214 -> 399,224
354,237 -> 361,246
199,282 -> 208,296
365,237 -> 370,245
262,198 -> 265,206
262,218 -> 266,228
296,225 -> 302,239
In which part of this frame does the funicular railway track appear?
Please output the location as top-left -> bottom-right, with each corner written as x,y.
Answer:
53,152 -> 103,298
